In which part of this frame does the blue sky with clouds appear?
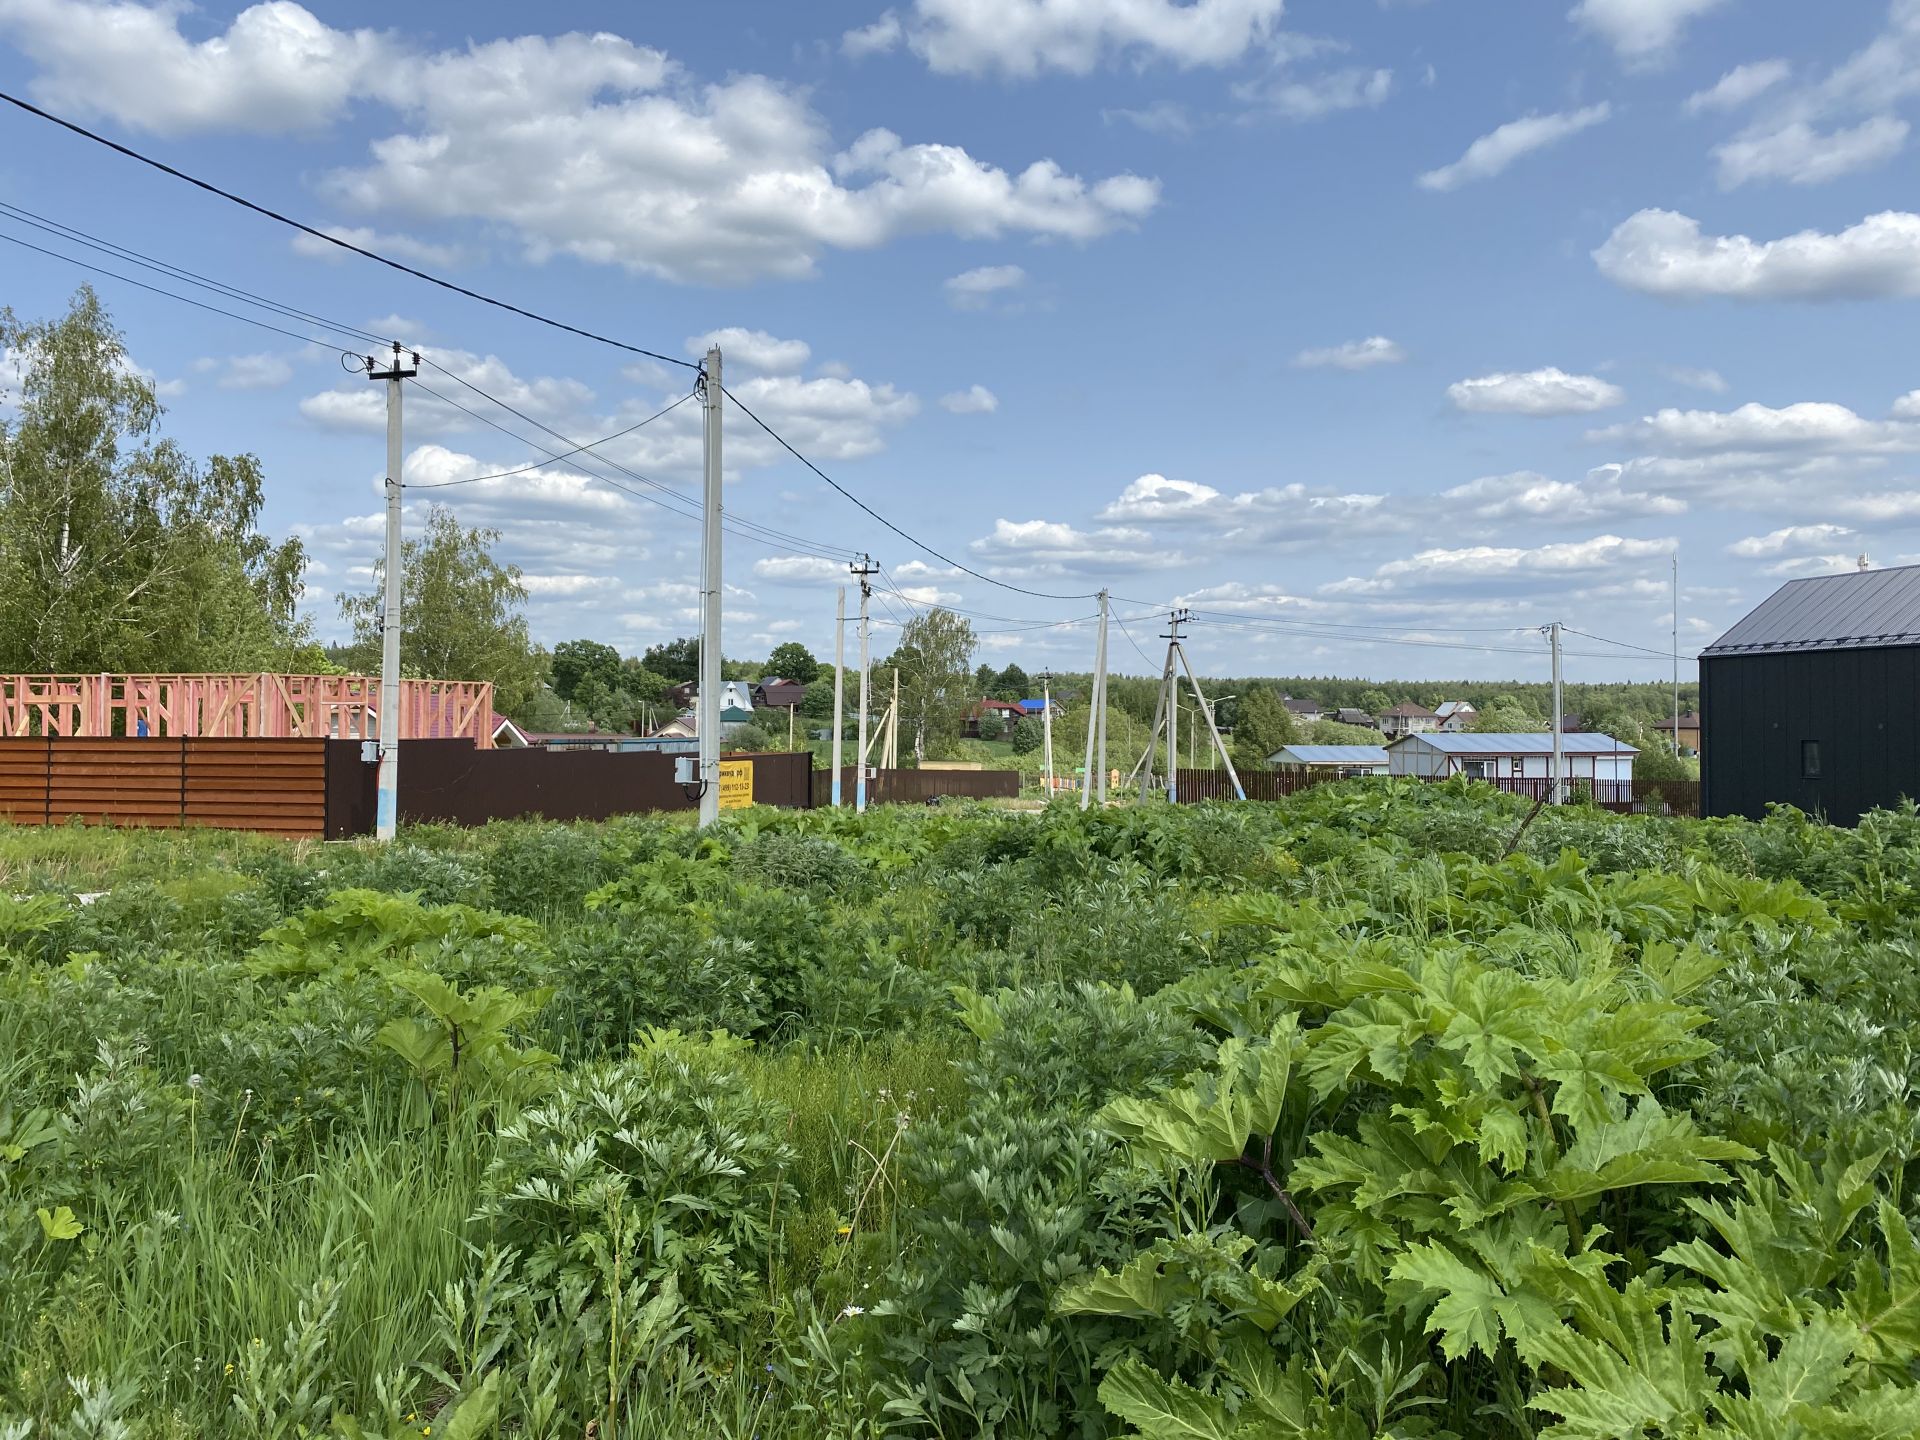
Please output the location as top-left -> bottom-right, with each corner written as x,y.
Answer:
2,0 -> 1918,683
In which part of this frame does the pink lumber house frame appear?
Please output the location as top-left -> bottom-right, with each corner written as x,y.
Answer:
0,674 -> 496,747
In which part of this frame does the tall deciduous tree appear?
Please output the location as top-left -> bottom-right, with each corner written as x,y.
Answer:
338,504 -> 541,713
0,287 -> 309,673
884,607 -> 976,762
550,638 -> 622,701
994,663 -> 1031,699
765,641 -> 820,684
641,636 -> 700,683
1230,687 -> 1298,772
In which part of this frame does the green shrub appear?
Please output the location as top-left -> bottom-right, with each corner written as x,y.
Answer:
476,1029 -> 796,1350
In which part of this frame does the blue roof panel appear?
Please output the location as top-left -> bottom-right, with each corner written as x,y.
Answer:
1273,745 -> 1389,765
1394,732 -> 1637,755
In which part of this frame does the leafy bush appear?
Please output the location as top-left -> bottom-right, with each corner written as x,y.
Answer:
476,1030 -> 796,1349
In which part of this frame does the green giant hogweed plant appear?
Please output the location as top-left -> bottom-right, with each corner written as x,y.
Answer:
1055,902 -> 1920,1437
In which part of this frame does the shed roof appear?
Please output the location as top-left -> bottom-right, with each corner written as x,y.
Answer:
1272,745 -> 1389,766
1392,732 -> 1638,755
1704,564 -> 1920,656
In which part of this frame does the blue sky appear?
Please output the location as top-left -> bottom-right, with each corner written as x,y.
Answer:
2,0 -> 1918,684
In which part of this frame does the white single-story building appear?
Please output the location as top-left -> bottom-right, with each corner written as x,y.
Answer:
1270,744 -> 1389,777
1387,732 -> 1637,798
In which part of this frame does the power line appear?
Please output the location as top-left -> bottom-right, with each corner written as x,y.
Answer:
412,361 -> 856,558
0,227 -> 356,352
407,391 -> 699,488
0,200 -> 388,348
1563,626 -> 1697,661
722,384 -> 1101,603
406,377 -> 858,563
0,89 -> 697,371
1113,612 -> 1162,670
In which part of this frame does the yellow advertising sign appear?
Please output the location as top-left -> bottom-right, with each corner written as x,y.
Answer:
717,759 -> 755,810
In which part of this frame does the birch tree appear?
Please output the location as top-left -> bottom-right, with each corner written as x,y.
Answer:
0,287 -> 309,673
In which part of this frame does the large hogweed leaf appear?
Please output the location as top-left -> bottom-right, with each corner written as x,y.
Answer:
1100,1021 -> 1302,1167
1055,1231 -> 1321,1351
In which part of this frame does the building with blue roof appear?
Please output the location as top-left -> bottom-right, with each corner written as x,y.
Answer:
1387,731 -> 1636,800
1270,744 -> 1389,776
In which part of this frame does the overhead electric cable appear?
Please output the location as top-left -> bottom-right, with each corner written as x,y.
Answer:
407,391 -> 699,488
0,200 -> 389,347
418,358 -> 857,559
0,227 -> 355,351
0,90 -> 697,370
405,378 -> 858,562
1563,626 -> 1697,660
722,385 -> 1101,603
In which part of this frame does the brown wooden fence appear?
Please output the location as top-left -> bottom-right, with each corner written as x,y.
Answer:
810,766 -> 1022,807
1167,769 -> 1324,801
0,737 -> 328,836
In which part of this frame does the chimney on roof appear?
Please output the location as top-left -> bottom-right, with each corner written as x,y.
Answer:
1860,553 -> 1872,572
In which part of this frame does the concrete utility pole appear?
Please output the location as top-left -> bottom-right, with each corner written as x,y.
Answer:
697,345 -> 723,827
887,667 -> 900,769
852,555 -> 878,812
1081,593 -> 1109,810
1167,611 -> 1181,805
1672,552 -> 1681,756
1549,619 -> 1565,806
1132,608 -> 1242,802
1038,669 -> 1055,794
831,585 -> 846,806
1095,590 -> 1109,804
367,341 -> 417,842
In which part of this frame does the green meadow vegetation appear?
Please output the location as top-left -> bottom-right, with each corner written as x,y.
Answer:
2,783 -> 1917,1437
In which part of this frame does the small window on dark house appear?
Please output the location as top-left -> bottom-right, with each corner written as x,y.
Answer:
1803,741 -> 1822,778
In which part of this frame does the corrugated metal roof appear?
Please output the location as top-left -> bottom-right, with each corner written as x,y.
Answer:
1393,732 -> 1638,755
1704,564 -> 1920,656
1271,745 -> 1389,765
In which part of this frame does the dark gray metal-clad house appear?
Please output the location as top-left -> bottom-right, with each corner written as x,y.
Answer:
1701,564 -> 1920,824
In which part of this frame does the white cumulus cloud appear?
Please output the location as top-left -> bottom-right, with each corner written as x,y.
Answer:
0,0 -> 391,134
856,0 -> 1289,78
939,384 -> 998,414
0,6 -> 1161,286
1442,469 -> 1684,522
290,225 -> 469,268
1418,104 -> 1611,191
1727,523 -> 1857,557
1663,366 -> 1729,393
1333,533 -> 1677,594
970,517 -> 1180,574
1250,67 -> 1393,121
685,329 -> 811,374
1294,335 -> 1406,370
1714,116 -> 1909,188
1570,0 -> 1727,67
1593,209 -> 1920,301
1684,58 -> 1791,113
1447,367 -> 1626,416
1592,401 -> 1920,454
944,264 -> 1028,308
